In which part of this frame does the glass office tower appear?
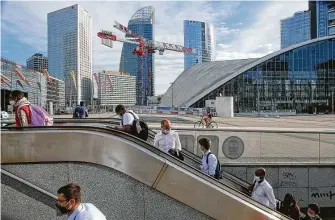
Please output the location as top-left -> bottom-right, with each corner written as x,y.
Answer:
119,6 -> 155,105
184,20 -> 215,70
280,11 -> 311,49
48,4 -> 92,107
310,1 -> 335,38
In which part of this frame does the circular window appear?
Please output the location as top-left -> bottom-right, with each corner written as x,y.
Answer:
222,136 -> 244,159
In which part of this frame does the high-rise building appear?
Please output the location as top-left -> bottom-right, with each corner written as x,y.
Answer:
280,11 -> 311,49
98,71 -> 136,108
183,20 -> 215,70
26,53 -> 48,71
47,4 -> 92,107
309,1 -> 335,38
46,76 -> 65,112
119,6 -> 155,105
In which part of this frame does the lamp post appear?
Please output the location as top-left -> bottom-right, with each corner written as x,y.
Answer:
332,91 -> 334,115
170,82 -> 174,108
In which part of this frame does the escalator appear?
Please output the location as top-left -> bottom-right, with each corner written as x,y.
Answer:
1,126 -> 289,220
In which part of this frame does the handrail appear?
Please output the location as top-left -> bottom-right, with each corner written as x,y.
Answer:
1,126 -> 289,219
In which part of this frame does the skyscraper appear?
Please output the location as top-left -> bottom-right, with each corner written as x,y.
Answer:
280,11 -> 311,49
309,1 -> 335,38
119,6 -> 155,105
183,20 -> 215,70
26,53 -> 48,71
47,4 -> 92,107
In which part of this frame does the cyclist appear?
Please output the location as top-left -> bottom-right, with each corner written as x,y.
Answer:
202,109 -> 213,128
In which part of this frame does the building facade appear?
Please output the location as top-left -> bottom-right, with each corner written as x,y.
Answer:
310,1 -> 335,38
280,11 -> 311,49
161,36 -> 335,114
1,57 -> 47,111
184,20 -> 216,70
47,4 -> 92,108
46,76 -> 65,112
119,6 -> 155,106
98,71 -> 136,108
26,53 -> 48,71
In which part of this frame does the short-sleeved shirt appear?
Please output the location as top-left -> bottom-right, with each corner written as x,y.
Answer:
68,203 -> 106,220
121,110 -> 139,126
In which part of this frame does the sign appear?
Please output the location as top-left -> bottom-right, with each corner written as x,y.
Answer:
222,136 -> 244,159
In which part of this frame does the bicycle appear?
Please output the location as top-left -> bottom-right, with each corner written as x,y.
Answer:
194,116 -> 218,128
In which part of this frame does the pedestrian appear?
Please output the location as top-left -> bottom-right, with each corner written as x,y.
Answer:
154,119 -> 183,160
56,183 -> 106,220
9,90 -> 31,127
302,203 -> 322,220
198,137 -> 222,179
278,193 -> 301,220
114,104 -> 139,134
250,168 -> 276,209
74,101 -> 89,118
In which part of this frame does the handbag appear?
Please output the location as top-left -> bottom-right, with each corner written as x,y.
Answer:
168,148 -> 184,161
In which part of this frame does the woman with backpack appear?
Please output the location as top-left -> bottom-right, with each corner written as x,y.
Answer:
9,90 -> 31,127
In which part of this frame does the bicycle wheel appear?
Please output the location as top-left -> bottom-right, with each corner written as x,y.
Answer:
194,121 -> 204,128
208,121 -> 218,128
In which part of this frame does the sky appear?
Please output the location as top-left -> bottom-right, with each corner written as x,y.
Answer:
1,0 -> 308,95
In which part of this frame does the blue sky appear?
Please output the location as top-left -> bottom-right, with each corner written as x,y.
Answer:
1,1 -> 308,95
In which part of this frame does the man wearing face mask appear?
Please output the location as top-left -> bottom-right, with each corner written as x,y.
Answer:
154,119 -> 182,154
250,168 -> 276,210
9,90 -> 31,127
114,104 -> 139,134
56,183 -> 106,220
302,203 -> 322,220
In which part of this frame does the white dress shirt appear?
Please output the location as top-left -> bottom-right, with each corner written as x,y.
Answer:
121,110 -> 139,126
251,179 -> 276,209
201,150 -> 217,176
68,203 -> 106,220
154,130 -> 182,153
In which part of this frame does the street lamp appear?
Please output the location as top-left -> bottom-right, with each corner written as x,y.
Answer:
170,82 -> 174,108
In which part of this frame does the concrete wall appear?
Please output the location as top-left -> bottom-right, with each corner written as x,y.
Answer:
215,97 -> 234,117
222,165 -> 335,209
1,162 -> 213,220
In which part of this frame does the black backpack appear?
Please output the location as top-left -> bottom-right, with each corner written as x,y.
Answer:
206,152 -> 222,180
127,111 -> 149,141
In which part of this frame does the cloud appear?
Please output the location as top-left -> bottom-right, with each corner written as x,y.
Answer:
1,1 -> 307,96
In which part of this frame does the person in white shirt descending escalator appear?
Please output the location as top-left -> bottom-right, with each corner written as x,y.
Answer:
56,183 -> 106,220
154,119 -> 182,154
250,168 -> 276,210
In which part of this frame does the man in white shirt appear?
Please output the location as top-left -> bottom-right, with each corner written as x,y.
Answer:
114,104 -> 139,134
154,119 -> 182,153
251,168 -> 276,210
199,138 -> 218,178
56,183 -> 106,220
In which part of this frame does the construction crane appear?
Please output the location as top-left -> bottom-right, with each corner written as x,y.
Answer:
97,20 -> 197,106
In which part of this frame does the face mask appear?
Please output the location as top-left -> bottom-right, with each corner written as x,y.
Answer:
56,201 -> 70,215
162,129 -> 170,134
290,202 -> 294,207
254,176 -> 261,182
307,213 -> 315,218
9,100 -> 15,105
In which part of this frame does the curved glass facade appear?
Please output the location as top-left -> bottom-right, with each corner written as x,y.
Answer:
184,20 -> 215,70
119,6 -> 154,105
191,38 -> 335,114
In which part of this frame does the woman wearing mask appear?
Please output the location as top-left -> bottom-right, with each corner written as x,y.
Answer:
154,119 -> 182,156
278,193 -> 301,220
302,203 -> 322,220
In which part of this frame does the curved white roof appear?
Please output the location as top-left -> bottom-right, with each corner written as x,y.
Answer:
161,35 -> 335,107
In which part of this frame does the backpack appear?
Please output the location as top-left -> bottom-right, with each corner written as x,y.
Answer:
19,104 -> 53,126
126,111 -> 149,141
206,152 -> 222,180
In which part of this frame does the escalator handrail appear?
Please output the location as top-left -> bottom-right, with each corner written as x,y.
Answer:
1,125 -> 287,218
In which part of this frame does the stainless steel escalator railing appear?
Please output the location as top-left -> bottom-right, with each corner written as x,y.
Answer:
1,126 -> 290,220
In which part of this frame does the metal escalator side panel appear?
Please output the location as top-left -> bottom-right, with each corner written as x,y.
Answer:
1,130 -> 166,187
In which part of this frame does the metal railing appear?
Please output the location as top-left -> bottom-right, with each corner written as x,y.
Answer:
150,126 -> 335,164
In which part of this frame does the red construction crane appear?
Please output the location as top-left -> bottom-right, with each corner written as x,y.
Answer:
97,20 -> 197,106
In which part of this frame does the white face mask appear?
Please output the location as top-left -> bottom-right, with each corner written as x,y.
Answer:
307,213 -> 315,218
254,176 -> 261,182
162,129 -> 170,134
9,100 -> 15,105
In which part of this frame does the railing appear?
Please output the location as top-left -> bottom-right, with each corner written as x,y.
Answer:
150,126 -> 335,164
